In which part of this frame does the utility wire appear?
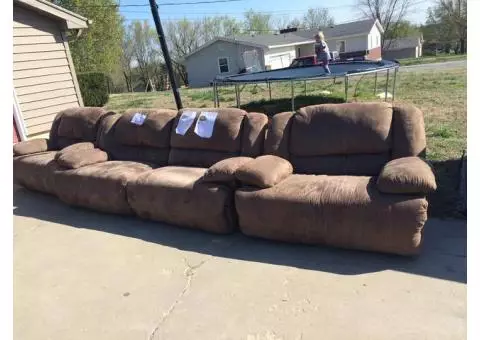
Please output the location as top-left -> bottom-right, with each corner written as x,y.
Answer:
77,0 -> 245,8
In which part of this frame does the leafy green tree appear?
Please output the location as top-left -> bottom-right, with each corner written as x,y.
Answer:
50,0 -> 123,74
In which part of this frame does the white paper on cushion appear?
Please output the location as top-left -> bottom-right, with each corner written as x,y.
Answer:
175,111 -> 197,135
194,111 -> 218,138
130,112 -> 147,126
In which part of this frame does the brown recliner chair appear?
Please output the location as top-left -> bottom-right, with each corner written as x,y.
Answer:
13,107 -> 108,195
54,109 -> 178,215
234,102 -> 437,255
126,108 -> 268,234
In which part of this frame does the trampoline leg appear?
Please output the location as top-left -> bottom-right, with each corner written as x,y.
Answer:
392,67 -> 398,102
344,75 -> 349,102
384,69 -> 390,102
268,81 -> 272,101
374,72 -> 378,95
304,80 -> 307,95
213,82 -> 217,108
291,81 -> 295,112
235,84 -> 240,108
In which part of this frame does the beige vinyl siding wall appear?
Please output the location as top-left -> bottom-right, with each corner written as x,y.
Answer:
13,5 -> 81,137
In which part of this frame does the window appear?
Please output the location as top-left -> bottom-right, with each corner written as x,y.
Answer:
218,57 -> 229,73
337,40 -> 346,53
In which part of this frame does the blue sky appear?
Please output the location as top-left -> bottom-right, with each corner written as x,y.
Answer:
120,0 -> 435,26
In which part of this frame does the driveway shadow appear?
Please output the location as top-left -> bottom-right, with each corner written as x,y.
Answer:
13,186 -> 466,283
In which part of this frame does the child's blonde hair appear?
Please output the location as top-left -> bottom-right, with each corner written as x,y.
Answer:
315,31 -> 325,41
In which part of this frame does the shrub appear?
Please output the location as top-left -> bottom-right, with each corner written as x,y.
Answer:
78,72 -> 109,107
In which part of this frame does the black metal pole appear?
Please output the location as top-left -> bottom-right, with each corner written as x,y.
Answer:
149,0 -> 183,109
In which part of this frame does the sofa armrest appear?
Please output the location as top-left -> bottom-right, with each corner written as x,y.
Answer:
13,138 -> 49,156
54,142 -> 95,161
235,155 -> 293,188
377,157 -> 437,194
202,156 -> 253,184
57,148 -> 108,169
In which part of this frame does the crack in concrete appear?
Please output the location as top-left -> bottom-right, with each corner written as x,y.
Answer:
148,256 -> 211,340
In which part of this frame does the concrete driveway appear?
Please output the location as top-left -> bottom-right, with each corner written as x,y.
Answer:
13,186 -> 466,340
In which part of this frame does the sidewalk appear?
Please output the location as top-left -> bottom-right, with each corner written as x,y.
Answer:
13,186 -> 466,340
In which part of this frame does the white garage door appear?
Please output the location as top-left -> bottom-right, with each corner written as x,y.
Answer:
268,54 -> 292,69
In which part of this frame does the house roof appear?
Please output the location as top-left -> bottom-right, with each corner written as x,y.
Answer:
184,18 -> 383,60
14,0 -> 89,29
384,36 -> 423,50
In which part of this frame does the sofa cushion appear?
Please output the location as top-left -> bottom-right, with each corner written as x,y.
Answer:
291,103 -> 393,157
392,103 -> 427,159
55,161 -> 152,214
50,107 -> 107,149
236,155 -> 293,188
13,151 -> 60,195
202,157 -> 253,184
98,109 -> 177,166
168,108 -> 268,167
127,166 -> 237,233
235,174 -> 428,255
56,148 -> 108,169
377,157 -> 437,194
13,138 -> 48,156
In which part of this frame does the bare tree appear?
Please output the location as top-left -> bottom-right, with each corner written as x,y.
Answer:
357,0 -> 413,49
302,8 -> 335,29
121,24 -> 135,92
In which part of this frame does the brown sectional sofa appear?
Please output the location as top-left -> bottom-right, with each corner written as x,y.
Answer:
13,102 -> 436,256
234,102 -> 436,255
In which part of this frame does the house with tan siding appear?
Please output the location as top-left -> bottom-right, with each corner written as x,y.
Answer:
13,0 -> 89,142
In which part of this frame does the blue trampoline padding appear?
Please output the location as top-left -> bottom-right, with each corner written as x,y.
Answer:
215,60 -> 399,83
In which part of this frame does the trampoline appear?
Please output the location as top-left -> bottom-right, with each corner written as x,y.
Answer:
213,60 -> 400,110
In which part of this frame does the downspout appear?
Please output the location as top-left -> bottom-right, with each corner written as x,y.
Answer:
13,89 -> 28,141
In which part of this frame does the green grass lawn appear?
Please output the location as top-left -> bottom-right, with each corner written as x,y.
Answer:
106,66 -> 466,218
398,53 -> 467,66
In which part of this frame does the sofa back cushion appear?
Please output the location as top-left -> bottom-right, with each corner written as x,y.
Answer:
169,108 -> 268,168
49,107 -> 107,149
265,102 -> 426,176
98,108 -> 177,166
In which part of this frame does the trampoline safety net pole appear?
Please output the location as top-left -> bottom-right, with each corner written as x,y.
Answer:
374,72 -> 378,95
384,69 -> 390,102
291,80 -> 295,112
268,81 -> 272,101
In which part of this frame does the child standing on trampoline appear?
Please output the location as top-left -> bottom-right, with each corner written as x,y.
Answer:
315,31 -> 331,74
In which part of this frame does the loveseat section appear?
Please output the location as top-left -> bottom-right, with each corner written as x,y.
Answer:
235,102 -> 435,255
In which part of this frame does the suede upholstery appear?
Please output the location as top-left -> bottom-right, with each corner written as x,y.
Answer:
168,108 -> 268,167
236,175 -> 428,255
127,166 -> 236,233
55,161 -> 152,214
127,108 -> 269,233
377,157 -> 437,194
54,108 -> 176,213
98,109 -> 177,166
202,157 -> 253,184
54,142 -> 95,161
13,107 -> 109,195
13,138 -> 48,156
236,155 -> 293,188
56,148 -> 108,169
237,102 -> 434,255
